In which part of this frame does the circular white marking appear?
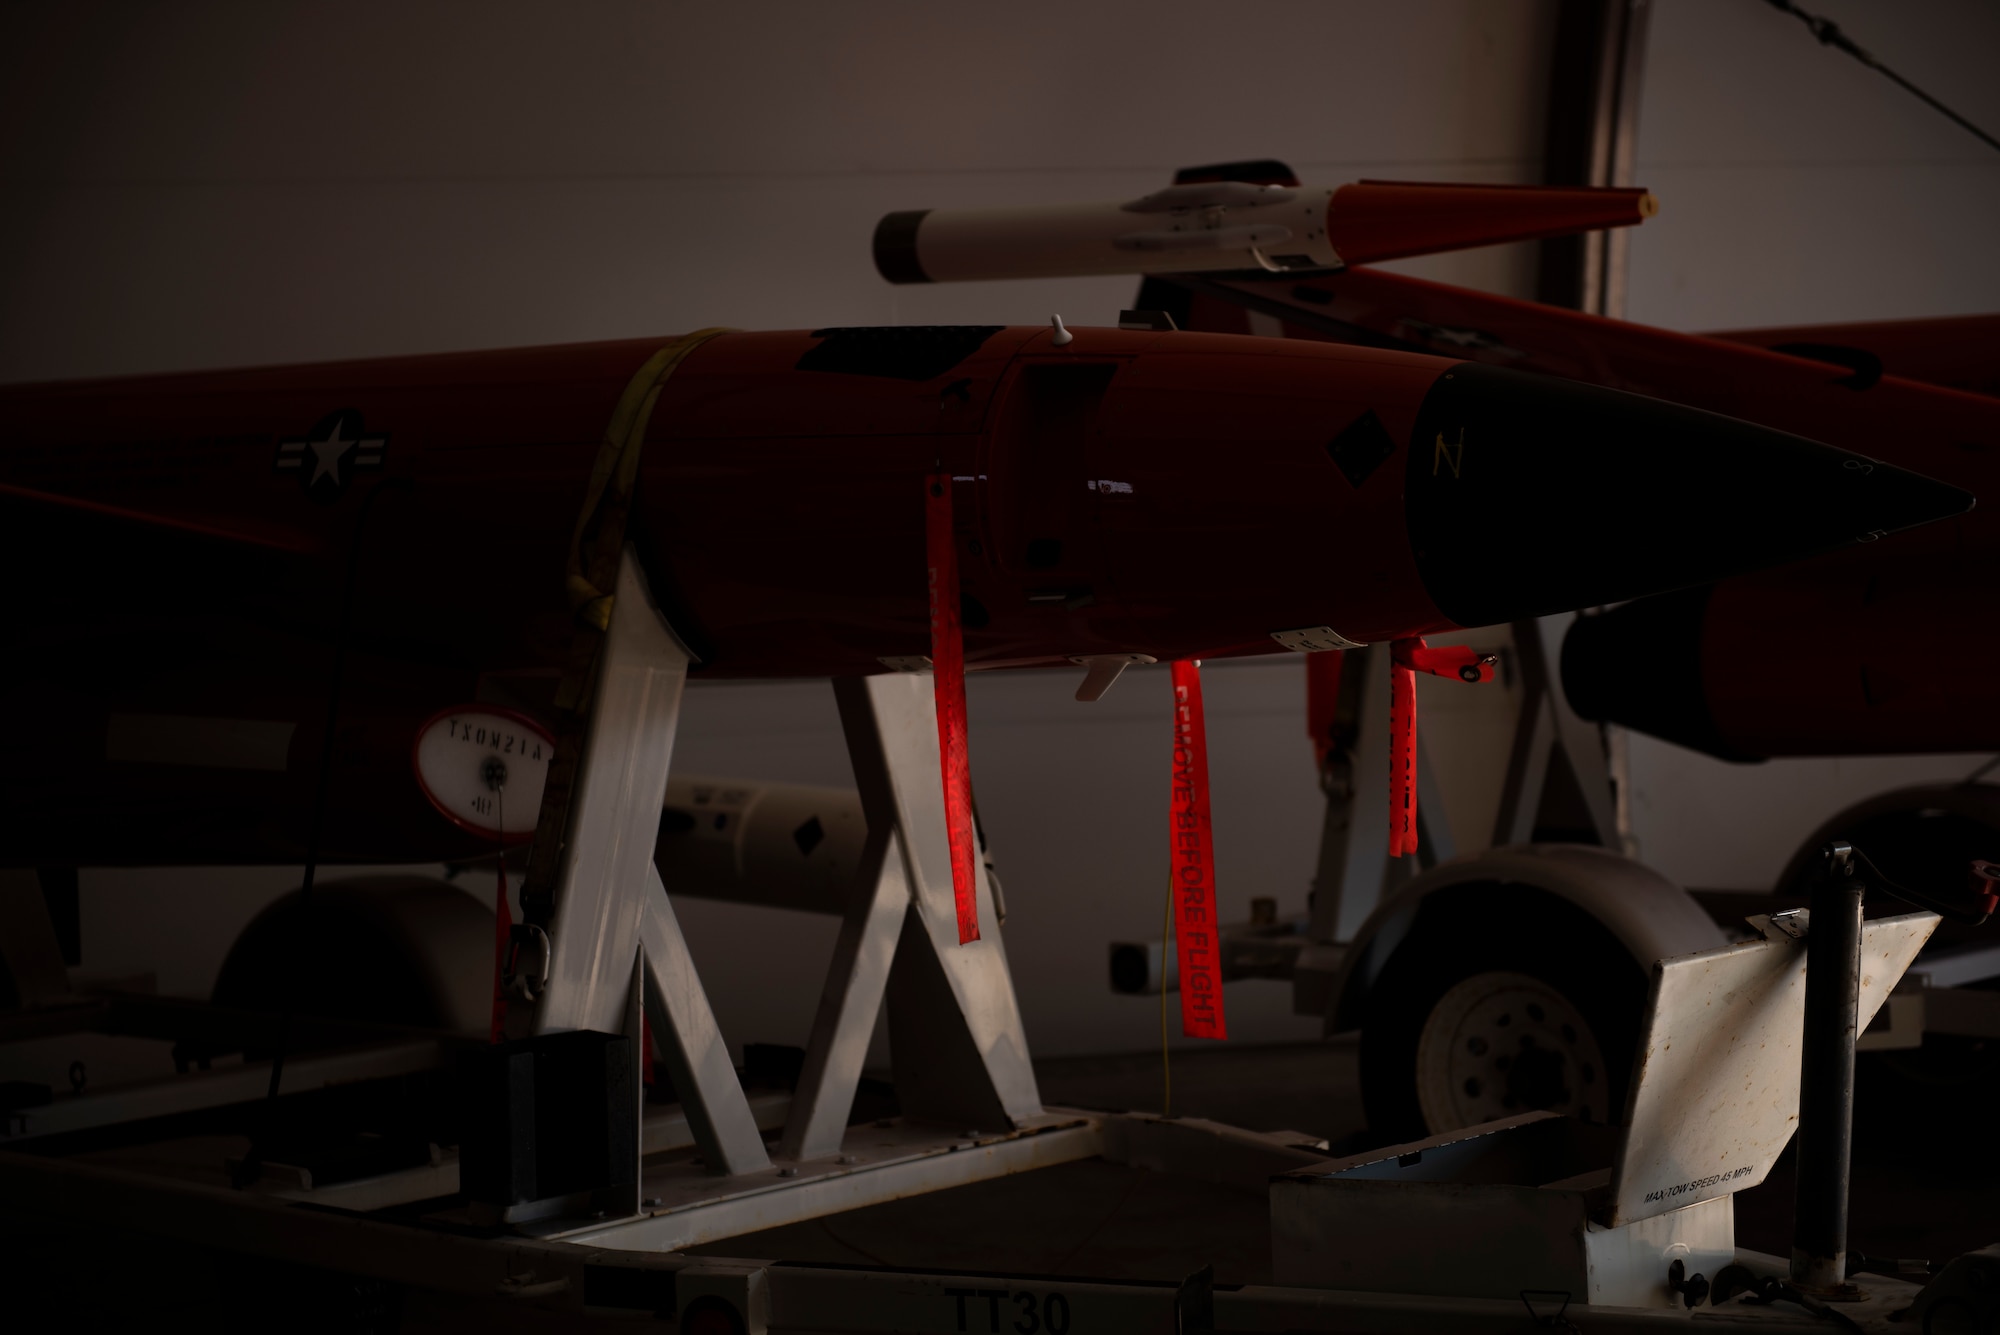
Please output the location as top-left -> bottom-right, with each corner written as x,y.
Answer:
411,706 -> 553,841
1414,970 -> 1609,1134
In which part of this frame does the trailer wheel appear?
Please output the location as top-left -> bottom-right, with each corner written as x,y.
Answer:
1357,887 -> 1648,1142
1775,782 -> 2000,901
212,875 -> 493,1045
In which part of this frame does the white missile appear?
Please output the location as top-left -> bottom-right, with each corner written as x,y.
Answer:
875,177 -> 1657,284
876,180 -> 1337,282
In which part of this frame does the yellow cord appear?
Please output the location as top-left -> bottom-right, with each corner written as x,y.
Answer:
563,327 -> 733,640
1160,871 -> 1173,1119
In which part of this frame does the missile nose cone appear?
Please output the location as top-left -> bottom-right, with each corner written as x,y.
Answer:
1405,364 -> 1973,627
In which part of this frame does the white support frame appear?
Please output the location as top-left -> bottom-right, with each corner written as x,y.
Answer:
525,547 -> 771,1200
831,672 -> 1042,1133
1490,614 -> 1619,849
781,824 -> 910,1161
512,548 -> 1045,1241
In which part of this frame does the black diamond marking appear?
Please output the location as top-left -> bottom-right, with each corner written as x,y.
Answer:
793,816 -> 826,858
1327,409 -> 1397,488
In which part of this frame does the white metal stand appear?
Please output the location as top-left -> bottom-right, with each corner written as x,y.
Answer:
514,547 -> 1048,1244
1490,613 -> 1619,849
830,673 -> 1041,1132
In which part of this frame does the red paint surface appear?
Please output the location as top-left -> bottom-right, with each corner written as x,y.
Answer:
1711,314 -> 2000,399
1170,659 -> 1226,1040
1700,562 -> 2000,756
1328,180 -> 1653,268
926,471 -> 979,944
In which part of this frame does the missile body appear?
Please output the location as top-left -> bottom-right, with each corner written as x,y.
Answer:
1,325 -> 1965,864
875,181 -> 1656,284
1144,265 -> 2000,758
1562,555 -> 2000,760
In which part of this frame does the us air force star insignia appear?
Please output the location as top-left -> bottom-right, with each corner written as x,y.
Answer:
273,410 -> 387,504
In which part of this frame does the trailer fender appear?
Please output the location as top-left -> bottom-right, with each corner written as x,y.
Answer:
1330,844 -> 1725,1138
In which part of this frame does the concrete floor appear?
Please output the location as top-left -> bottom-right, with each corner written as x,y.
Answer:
7,1037 -> 1996,1328
685,1036 -> 1999,1287
1027,1037 -> 2000,1270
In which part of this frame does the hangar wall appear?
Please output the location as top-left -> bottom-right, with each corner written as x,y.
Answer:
0,0 -> 1556,379
1619,0 -> 2000,891
3,2 -> 1994,1059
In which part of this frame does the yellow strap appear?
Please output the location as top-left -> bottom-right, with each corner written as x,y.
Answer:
564,327 -> 733,633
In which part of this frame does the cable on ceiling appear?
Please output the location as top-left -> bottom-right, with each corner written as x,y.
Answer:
1762,0 -> 2000,155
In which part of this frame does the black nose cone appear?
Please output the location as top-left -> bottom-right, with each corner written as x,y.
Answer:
1406,363 -> 1974,628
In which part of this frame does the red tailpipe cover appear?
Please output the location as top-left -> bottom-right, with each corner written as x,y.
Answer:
926,472 -> 979,944
1170,659 -> 1226,1040
1388,639 -> 1497,858
1388,649 -> 1418,859
1305,649 -> 1345,773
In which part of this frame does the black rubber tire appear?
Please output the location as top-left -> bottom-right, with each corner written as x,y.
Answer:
1356,884 -> 1651,1143
1775,784 -> 2000,903
1775,784 -> 2000,1099
212,875 -> 492,1046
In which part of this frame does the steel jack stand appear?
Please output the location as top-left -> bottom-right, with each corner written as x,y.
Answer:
1791,840 -> 1867,1298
